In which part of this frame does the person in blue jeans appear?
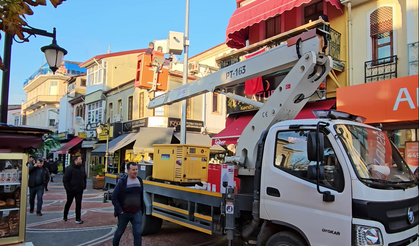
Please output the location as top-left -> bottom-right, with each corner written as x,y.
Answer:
28,158 -> 49,216
112,162 -> 145,246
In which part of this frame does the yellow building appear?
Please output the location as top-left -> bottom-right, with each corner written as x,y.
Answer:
22,61 -> 86,131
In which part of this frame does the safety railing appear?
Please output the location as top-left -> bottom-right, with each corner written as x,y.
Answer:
364,55 -> 398,83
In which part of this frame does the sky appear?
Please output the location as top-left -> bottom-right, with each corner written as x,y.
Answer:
0,0 -> 237,105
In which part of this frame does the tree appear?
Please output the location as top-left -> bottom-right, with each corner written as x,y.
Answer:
0,0 -> 66,70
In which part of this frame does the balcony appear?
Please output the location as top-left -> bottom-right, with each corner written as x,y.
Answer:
408,41 -> 418,75
364,55 -> 398,83
22,95 -> 61,111
216,19 -> 344,71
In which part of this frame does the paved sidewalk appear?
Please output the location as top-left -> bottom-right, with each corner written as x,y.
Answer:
24,174 -> 223,246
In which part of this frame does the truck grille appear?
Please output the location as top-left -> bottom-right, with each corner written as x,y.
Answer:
353,197 -> 418,234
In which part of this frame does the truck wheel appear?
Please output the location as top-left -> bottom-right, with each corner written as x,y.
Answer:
266,231 -> 306,246
141,215 -> 163,235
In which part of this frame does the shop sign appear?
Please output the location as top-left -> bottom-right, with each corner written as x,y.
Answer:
405,141 -> 419,171
337,75 -> 418,123
85,122 -> 100,139
97,124 -> 109,141
167,117 -> 203,130
77,132 -> 87,139
57,132 -> 68,140
123,118 -> 148,132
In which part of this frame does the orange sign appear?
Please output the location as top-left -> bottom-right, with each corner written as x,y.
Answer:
337,75 -> 418,123
405,141 -> 418,169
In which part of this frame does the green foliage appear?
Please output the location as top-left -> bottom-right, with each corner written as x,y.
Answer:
28,134 -> 60,157
94,164 -> 105,176
0,0 -> 67,70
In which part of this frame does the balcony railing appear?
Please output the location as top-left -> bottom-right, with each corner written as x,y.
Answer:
408,41 -> 418,75
216,19 -> 344,71
22,95 -> 61,111
364,55 -> 398,83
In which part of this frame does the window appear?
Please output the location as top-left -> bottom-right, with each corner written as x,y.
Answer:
87,60 -> 108,86
49,119 -> 55,127
370,7 -> 394,61
109,103 -> 114,123
274,129 -> 344,191
212,93 -> 219,113
304,1 -> 323,24
139,92 -> 145,118
154,91 -> 165,116
49,80 -> 58,95
266,15 -> 281,39
87,101 -> 103,124
128,96 -> 133,120
117,99 -> 122,115
80,79 -> 86,87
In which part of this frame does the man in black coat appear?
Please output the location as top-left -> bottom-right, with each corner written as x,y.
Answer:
28,158 -> 50,216
62,156 -> 87,224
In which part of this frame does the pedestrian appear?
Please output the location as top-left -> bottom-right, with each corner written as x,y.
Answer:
63,155 -> 87,224
43,158 -> 51,191
28,158 -> 50,216
49,158 -> 58,182
26,156 -> 35,167
112,162 -> 145,246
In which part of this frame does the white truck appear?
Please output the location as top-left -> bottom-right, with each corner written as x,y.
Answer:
141,28 -> 419,246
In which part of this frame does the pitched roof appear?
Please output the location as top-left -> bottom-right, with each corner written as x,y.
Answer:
79,49 -> 147,67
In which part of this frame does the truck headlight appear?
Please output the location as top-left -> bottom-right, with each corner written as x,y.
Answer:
353,225 -> 383,246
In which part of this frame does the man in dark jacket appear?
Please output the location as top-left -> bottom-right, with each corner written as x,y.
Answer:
43,158 -> 51,191
63,156 -> 87,224
28,158 -> 50,216
112,162 -> 145,246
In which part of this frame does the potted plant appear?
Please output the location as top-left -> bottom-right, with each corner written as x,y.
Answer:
92,164 -> 105,189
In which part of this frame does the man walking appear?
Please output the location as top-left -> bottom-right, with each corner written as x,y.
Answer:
28,159 -> 49,216
63,156 -> 87,224
112,163 -> 145,246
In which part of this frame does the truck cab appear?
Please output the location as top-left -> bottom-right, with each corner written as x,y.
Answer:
260,111 -> 418,245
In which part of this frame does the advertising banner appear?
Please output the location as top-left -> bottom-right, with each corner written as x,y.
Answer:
405,141 -> 418,172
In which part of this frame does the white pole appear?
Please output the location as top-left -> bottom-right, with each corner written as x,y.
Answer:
181,0 -> 190,144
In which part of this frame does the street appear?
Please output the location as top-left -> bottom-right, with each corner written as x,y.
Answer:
24,174 -> 241,246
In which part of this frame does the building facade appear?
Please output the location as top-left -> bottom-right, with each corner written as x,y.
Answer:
336,0 -> 418,171
22,62 -> 86,131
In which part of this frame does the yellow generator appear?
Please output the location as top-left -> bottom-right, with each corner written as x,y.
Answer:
152,144 -> 210,184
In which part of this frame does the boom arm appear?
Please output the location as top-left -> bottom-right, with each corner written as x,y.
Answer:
148,30 -> 326,109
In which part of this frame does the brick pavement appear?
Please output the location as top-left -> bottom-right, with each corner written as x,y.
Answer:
23,174 -> 228,246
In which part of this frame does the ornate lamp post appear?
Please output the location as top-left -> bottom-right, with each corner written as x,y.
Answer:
1,27 -> 67,123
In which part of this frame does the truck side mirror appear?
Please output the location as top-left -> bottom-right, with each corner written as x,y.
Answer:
307,132 -> 324,162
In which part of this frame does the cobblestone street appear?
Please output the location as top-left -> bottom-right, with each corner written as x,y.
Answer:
24,175 -> 236,246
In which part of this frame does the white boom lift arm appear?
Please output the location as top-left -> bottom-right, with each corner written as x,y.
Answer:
148,31 -> 334,176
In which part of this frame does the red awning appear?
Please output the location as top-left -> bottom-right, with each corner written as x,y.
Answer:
56,137 -> 84,154
226,0 -> 343,49
212,115 -> 254,145
212,99 -> 336,145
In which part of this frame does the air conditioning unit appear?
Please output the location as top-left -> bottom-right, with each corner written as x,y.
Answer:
188,61 -> 200,74
114,114 -> 122,122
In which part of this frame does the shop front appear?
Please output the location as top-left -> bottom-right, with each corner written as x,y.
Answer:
337,75 -> 418,172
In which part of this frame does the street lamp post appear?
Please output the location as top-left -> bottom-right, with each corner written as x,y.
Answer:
1,27 -> 67,124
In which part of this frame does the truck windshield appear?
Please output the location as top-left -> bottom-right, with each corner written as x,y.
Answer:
334,124 -> 417,189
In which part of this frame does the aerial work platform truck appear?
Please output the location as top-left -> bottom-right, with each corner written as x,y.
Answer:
137,28 -> 418,246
